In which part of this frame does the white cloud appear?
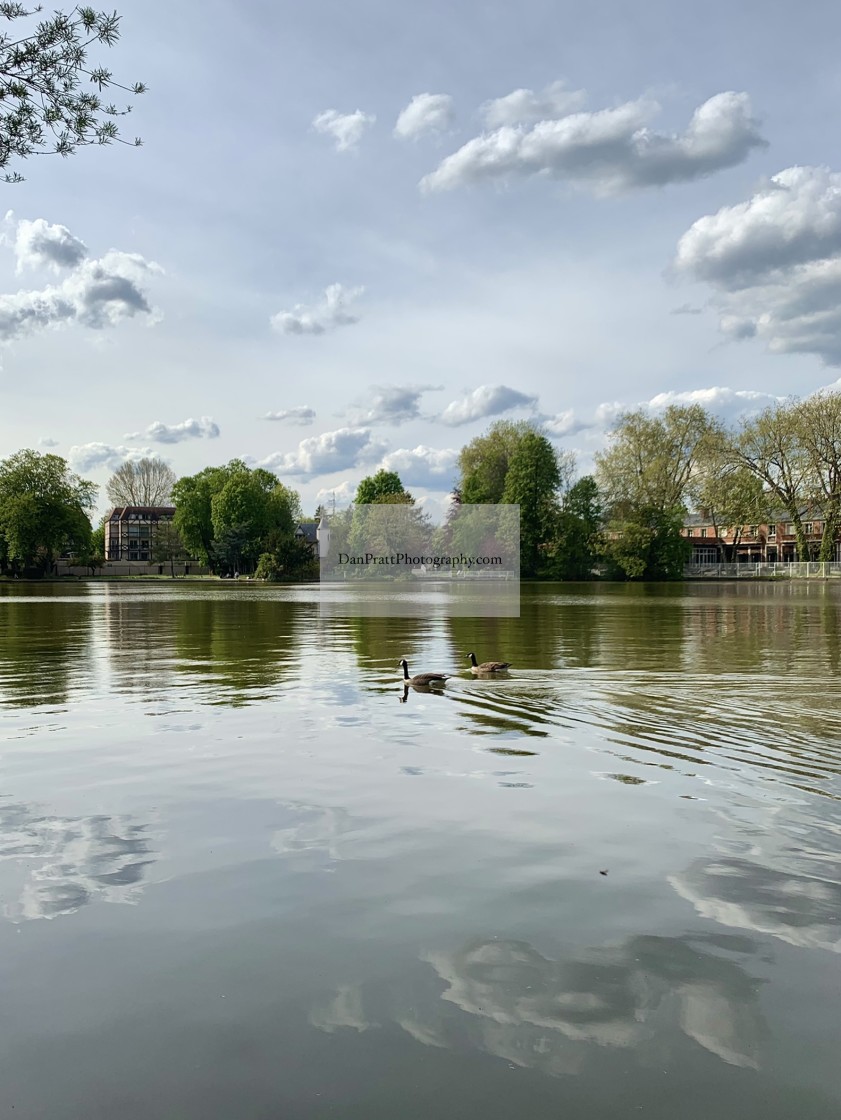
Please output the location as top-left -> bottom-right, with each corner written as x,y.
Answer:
68,443 -> 157,472
8,216 -> 88,273
588,386 -> 787,434
647,386 -> 784,421
262,407 -> 317,425
675,166 -> 841,287
0,250 -> 161,342
538,409 -> 589,437
313,109 -> 376,151
271,283 -> 363,336
146,416 -> 220,444
421,91 -> 765,196
348,384 -> 440,425
481,80 -> 586,128
439,384 -> 539,426
38,436 -> 59,447
394,93 -> 455,140
674,166 -> 841,365
376,445 -> 459,489
315,480 -> 356,509
261,427 -> 382,478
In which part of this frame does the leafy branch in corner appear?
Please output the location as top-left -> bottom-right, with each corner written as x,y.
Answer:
0,4 -> 145,182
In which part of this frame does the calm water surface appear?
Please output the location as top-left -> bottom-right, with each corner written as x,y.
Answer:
1,581 -> 840,1119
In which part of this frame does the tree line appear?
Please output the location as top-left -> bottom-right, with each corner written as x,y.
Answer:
2,389 -> 840,579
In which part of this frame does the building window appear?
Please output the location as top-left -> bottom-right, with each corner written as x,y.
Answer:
749,525 -> 757,537
787,523 -> 794,534
700,528 -> 707,538
768,524 -> 776,538
805,522 -> 814,534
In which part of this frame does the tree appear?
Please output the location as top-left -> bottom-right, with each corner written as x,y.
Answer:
595,405 -> 716,515
0,449 -> 96,575
150,520 -> 185,577
500,431 -> 563,576
106,457 -> 176,507
600,505 -> 690,581
457,420 -> 539,504
728,402 -> 811,560
355,470 -> 412,505
66,521 -> 104,574
1,4 -> 146,184
794,390 -> 841,561
172,460 -> 246,567
173,460 -> 302,576
689,444 -> 767,562
548,476 -> 603,579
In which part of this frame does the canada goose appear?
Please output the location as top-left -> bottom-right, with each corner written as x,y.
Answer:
399,659 -> 449,687
467,651 -> 511,673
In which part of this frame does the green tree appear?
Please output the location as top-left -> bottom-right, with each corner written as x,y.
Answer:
600,505 -> 690,581
172,462 -> 241,566
689,457 -> 766,562
1,4 -> 145,184
728,402 -> 811,560
500,431 -> 563,576
457,420 -> 538,504
173,461 -> 301,575
150,520 -> 186,577
76,523 -> 105,575
0,449 -> 96,575
548,476 -> 603,579
595,405 -> 716,514
355,469 -> 412,504
794,391 -> 841,561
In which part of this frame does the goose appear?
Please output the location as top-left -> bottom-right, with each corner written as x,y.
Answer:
399,659 -> 449,687
467,651 -> 511,673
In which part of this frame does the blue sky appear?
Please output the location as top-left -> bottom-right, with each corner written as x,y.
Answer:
2,0 -> 841,517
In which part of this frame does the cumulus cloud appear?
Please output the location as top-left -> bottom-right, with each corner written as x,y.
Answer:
674,166 -> 841,365
146,416 -> 220,444
538,409 -> 590,438
647,386 -> 783,421
315,480 -> 356,509
671,303 -> 703,315
262,407 -> 317,425
271,283 -> 363,336
421,91 -> 765,196
68,443 -> 157,472
348,384 -> 440,426
38,436 -> 59,447
376,445 -> 459,489
587,387 -> 786,434
481,80 -> 587,128
0,249 -> 161,342
261,427 -> 382,478
5,215 -> 88,273
438,384 -> 539,427
313,109 -> 375,151
394,93 -> 455,140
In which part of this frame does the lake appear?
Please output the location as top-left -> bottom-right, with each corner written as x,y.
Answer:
1,580 -> 840,1119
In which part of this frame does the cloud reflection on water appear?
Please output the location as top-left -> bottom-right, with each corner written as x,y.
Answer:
311,932 -> 766,1075
0,798 -> 157,922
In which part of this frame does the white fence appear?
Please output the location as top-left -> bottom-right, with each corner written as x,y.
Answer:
685,562 -> 841,579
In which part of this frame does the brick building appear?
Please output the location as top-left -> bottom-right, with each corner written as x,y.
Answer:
682,511 -> 841,563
